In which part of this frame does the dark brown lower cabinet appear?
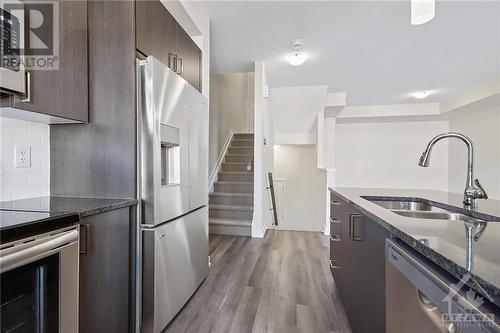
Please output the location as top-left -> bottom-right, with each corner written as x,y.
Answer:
79,207 -> 131,333
330,192 -> 389,333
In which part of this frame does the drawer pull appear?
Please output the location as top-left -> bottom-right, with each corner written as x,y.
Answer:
329,259 -> 340,269
329,217 -> 341,224
330,234 -> 341,242
330,200 -> 341,205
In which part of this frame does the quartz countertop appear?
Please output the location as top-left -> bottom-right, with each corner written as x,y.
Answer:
329,187 -> 500,308
0,196 -> 137,218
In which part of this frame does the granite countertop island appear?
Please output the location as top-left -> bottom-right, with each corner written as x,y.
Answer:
329,187 -> 500,308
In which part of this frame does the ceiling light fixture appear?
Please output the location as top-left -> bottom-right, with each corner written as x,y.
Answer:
411,0 -> 435,25
285,39 -> 308,66
413,91 -> 432,99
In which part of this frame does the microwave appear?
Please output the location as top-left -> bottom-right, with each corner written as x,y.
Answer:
0,0 -> 26,95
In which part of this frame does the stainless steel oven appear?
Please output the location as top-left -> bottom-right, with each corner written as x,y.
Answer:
0,0 -> 26,94
0,226 -> 79,333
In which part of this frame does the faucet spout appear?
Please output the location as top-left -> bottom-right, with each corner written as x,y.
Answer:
417,132 -> 487,208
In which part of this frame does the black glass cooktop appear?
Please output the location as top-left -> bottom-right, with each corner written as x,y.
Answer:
0,210 -> 79,243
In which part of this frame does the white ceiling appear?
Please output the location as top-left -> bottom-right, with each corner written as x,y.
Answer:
202,1 -> 500,105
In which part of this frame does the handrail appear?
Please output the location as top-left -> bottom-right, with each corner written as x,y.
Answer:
208,130 -> 234,191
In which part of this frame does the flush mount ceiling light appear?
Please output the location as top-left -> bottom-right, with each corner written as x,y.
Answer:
413,91 -> 432,99
285,39 -> 308,66
411,0 -> 435,25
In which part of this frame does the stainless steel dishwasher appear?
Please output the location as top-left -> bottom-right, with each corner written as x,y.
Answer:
386,238 -> 500,333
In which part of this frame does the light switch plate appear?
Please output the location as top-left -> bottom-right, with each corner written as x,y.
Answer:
15,146 -> 31,168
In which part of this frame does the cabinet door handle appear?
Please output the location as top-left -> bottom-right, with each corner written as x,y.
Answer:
330,234 -> 341,242
168,53 -> 178,71
350,214 -> 365,241
79,223 -> 90,254
20,71 -> 31,103
330,200 -> 341,205
176,57 -> 183,75
329,259 -> 340,269
348,215 -> 353,238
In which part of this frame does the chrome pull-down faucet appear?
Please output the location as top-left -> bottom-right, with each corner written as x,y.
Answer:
418,132 -> 488,208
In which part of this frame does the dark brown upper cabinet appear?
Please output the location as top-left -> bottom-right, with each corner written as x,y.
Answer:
135,0 -> 177,68
135,0 -> 202,91
13,0 -> 88,123
176,23 -> 201,91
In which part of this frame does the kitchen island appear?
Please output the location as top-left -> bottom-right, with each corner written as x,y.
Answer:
329,187 -> 500,333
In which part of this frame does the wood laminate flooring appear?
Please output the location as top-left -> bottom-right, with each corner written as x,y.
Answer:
166,230 -> 351,333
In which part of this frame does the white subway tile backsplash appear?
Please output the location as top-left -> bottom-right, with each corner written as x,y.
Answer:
0,117 -> 50,201
2,173 -> 29,187
0,187 -> 12,202
12,185 -> 42,200
28,172 -> 49,186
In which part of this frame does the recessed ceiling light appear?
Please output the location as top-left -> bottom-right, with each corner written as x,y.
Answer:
411,0 -> 435,25
413,91 -> 432,99
285,39 -> 308,66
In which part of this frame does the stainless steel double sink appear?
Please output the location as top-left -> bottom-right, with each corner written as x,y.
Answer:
367,199 -> 487,222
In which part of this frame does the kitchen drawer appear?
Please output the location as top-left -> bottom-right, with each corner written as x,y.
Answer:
330,205 -> 340,220
329,256 -> 341,280
330,195 -> 344,220
330,216 -> 342,236
330,192 -> 343,205
330,234 -> 341,258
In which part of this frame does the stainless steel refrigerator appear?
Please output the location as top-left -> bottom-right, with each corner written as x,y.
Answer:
137,56 -> 209,333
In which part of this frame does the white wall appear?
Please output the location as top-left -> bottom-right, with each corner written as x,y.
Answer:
209,73 -> 254,174
252,62 -> 274,238
448,106 -> 500,200
0,117 -> 50,201
334,120 -> 449,190
270,86 -> 327,144
269,86 -> 329,234
273,145 -> 325,232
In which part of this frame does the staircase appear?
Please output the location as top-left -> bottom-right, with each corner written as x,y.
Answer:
209,133 -> 254,236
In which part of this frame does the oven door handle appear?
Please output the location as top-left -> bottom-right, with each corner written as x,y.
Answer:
0,229 -> 78,273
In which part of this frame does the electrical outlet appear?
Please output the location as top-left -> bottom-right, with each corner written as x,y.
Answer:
15,146 -> 31,168
263,85 -> 269,98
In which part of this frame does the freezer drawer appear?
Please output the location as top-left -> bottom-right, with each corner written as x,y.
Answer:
142,207 -> 209,333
